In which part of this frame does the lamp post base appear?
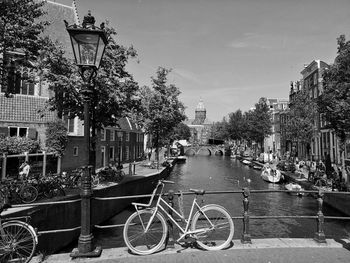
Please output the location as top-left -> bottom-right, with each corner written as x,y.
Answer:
70,246 -> 102,258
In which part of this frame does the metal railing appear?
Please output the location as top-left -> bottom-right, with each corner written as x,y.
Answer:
5,188 -> 350,244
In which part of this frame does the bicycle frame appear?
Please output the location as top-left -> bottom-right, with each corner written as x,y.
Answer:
132,181 -> 214,243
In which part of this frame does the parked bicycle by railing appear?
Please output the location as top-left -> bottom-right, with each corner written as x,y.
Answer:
123,179 -> 234,255
27,174 -> 65,201
0,178 -> 37,204
61,168 -> 99,189
0,203 -> 38,263
96,165 -> 125,184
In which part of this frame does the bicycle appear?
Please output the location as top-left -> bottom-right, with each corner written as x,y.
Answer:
123,180 -> 234,255
0,204 -> 38,263
1,179 -> 38,204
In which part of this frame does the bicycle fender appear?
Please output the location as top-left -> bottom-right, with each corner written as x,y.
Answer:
3,220 -> 39,244
199,204 -> 230,212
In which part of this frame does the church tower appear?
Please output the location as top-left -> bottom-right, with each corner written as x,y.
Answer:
192,99 -> 206,125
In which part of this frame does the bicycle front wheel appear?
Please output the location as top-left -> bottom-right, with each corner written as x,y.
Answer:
1,221 -> 37,263
123,209 -> 167,255
19,185 -> 38,204
191,204 -> 234,250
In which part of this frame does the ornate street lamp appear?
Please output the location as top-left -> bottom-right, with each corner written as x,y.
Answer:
66,11 -> 108,258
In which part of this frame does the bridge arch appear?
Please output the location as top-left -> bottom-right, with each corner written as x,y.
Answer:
184,148 -> 196,156
196,147 -> 212,156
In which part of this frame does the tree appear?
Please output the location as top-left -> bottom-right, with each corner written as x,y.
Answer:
170,123 -> 191,142
0,0 -> 48,96
141,67 -> 186,163
318,35 -> 350,180
45,120 -> 68,157
227,110 -> 245,142
211,118 -> 229,141
40,22 -> 142,167
246,98 -> 272,150
286,88 -> 317,159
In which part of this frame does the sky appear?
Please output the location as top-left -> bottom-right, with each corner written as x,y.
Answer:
55,0 -> 350,122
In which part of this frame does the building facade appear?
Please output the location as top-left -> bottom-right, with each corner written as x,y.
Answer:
286,60 -> 349,163
264,98 -> 289,157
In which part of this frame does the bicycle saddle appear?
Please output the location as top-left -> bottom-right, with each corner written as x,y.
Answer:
189,189 -> 206,195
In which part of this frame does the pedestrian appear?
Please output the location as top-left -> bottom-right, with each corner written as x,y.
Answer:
148,150 -> 152,161
19,161 -> 30,180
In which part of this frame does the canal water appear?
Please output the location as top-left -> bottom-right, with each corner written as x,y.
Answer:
92,155 -> 350,249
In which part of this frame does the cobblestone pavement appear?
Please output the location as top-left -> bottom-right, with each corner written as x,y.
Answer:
33,238 -> 350,263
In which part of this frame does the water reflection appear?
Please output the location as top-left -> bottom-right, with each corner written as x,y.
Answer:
92,155 -> 350,249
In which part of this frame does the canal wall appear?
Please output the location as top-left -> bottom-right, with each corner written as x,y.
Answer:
5,161 -> 176,254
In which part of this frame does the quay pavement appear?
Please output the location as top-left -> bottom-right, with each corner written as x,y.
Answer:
33,238 -> 350,263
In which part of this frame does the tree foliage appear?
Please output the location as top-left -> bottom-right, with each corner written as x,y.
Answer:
211,118 -> 229,141
39,22 -> 142,166
169,122 -> 191,142
0,137 -> 39,154
0,0 -> 48,95
245,98 -> 272,147
45,120 -> 68,156
285,89 -> 317,144
318,35 -> 350,146
141,67 -> 186,155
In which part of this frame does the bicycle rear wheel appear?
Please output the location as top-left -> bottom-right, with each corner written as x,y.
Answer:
19,185 -> 38,204
123,209 -> 167,255
191,204 -> 234,250
1,221 -> 37,263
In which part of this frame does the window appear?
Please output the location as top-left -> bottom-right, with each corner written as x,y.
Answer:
101,129 -> 106,141
64,115 -> 76,134
125,146 -> 129,161
68,118 -> 75,133
110,130 -> 115,141
125,132 -> 130,142
20,72 -> 35,95
73,147 -> 79,156
9,127 -> 28,137
109,146 -> 115,160
101,146 -> 106,167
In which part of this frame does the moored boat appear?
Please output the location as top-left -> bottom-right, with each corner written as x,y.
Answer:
242,159 -> 252,165
261,166 -> 282,183
285,182 -> 304,196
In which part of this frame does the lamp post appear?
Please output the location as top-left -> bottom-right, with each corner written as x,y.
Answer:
66,11 -> 108,258
117,131 -> 123,169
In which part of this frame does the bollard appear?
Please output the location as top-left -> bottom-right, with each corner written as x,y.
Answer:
166,190 -> 175,248
241,187 -> 252,244
314,189 -> 326,243
133,161 -> 136,175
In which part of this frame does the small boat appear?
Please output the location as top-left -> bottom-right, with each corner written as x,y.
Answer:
242,159 -> 252,165
261,166 -> 281,183
285,183 -> 304,196
253,165 -> 262,170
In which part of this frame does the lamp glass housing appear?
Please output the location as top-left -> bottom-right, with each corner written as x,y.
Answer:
69,29 -> 107,69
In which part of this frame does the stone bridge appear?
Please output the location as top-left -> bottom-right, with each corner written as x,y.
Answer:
183,145 -> 225,156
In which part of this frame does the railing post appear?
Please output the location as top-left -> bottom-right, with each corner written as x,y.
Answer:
241,187 -> 252,244
314,189 -> 326,243
2,153 -> 7,181
166,190 -> 175,248
128,163 -> 132,176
